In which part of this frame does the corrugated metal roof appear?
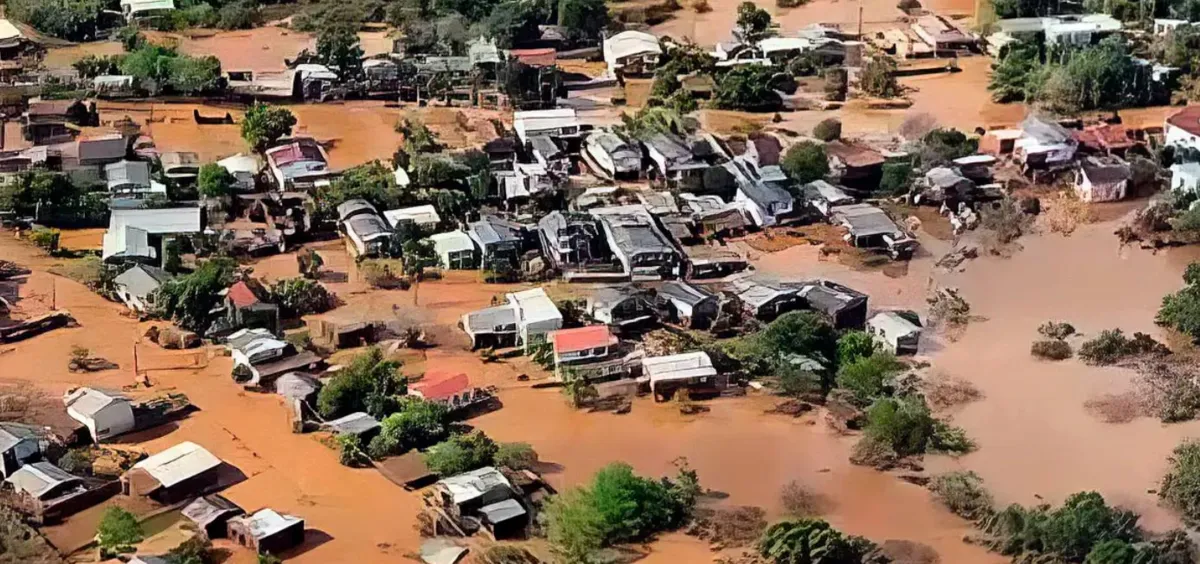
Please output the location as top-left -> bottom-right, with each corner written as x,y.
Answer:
549,325 -> 617,354
131,441 -> 222,488
63,387 -> 128,418
5,462 -> 80,499
230,508 -> 302,540
508,288 -> 562,326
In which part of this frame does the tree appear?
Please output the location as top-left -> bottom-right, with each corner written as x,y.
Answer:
989,40 -> 1042,103
317,346 -> 404,419
1086,539 -> 1138,564
711,65 -> 784,112
837,331 -> 877,365
929,471 -> 994,520
620,106 -> 687,138
781,141 -> 829,183
153,258 -> 239,333
495,442 -> 539,470
218,0 -> 263,30
558,0 -> 609,42
1157,263 -> 1200,340
485,0 -> 542,48
73,55 -> 121,79
917,128 -> 979,166
367,397 -> 452,458
424,431 -> 499,475
317,160 -> 404,216
241,103 -> 297,152
165,55 -> 223,94
544,487 -> 606,563
96,507 -> 144,554
402,239 -> 440,278
1160,440 -> 1200,524
863,395 -> 936,457
197,163 -> 236,199
758,519 -> 878,564
735,2 -> 776,43
860,56 -> 900,98
166,535 -> 212,564
268,278 -> 337,318
316,26 -> 365,79
836,353 -> 903,406
812,118 -> 842,142
8,0 -> 106,42
878,160 -> 914,195
1041,492 -> 1140,562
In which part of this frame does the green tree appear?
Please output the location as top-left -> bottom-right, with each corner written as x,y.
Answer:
73,55 -> 121,79
153,258 -> 239,333
860,56 -> 900,98
1160,440 -> 1200,524
735,1 -> 776,43
711,65 -> 784,112
317,26 -> 366,79
544,488 -> 606,563
918,128 -> 979,166
989,40 -> 1042,103
1157,263 -> 1200,340
557,0 -> 609,41
878,160 -> 914,195
166,55 -> 223,94
863,395 -> 935,457
835,353 -> 903,406
197,163 -> 236,199
402,239 -> 440,278
423,431 -> 499,475
929,471 -> 994,520
1086,539 -> 1138,564
367,397 -> 452,458
620,106 -> 687,138
316,346 -> 405,419
781,141 -> 829,183
268,278 -> 337,318
485,0 -> 541,48
317,160 -> 403,217
812,118 -> 842,142
837,331 -> 877,365
96,507 -> 144,554
241,103 -> 297,152
758,518 -> 878,564
495,442 -> 539,470
8,0 -> 106,41
218,0 -> 263,30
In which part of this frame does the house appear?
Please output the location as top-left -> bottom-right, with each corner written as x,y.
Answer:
1170,161 -> 1200,195
102,206 -> 203,262
547,325 -> 629,382
383,205 -> 441,230
509,48 -> 557,68
641,133 -> 710,186
121,0 -> 176,21
727,277 -> 801,321
64,388 -> 135,444
264,138 -> 331,190
429,231 -> 479,270
461,304 -> 519,349
659,281 -> 719,330
105,160 -> 165,197
513,109 -> 583,144
434,466 -> 515,513
1073,124 -> 1134,156
321,412 -> 380,439
467,215 -> 526,270
3,462 -> 92,520
223,280 -> 281,335
0,423 -> 42,478
731,134 -> 783,171
123,441 -> 224,502
830,204 -> 917,259
591,206 -> 681,279
604,30 -> 662,77
682,245 -> 750,279
867,311 -> 922,355
227,328 -> 320,386
978,129 -> 1026,156
479,498 -> 529,540
587,286 -> 659,328
217,153 -> 261,191
585,130 -> 642,179
0,19 -> 42,62
679,194 -> 748,239
804,180 -> 855,218
469,37 -> 503,66
1167,105 -> 1200,150
113,264 -> 173,314
921,166 -> 975,204
1075,156 -> 1131,202
182,494 -> 244,539
537,211 -> 609,270
529,135 -> 569,177
643,352 -> 719,401
160,151 -> 201,182
1015,115 -> 1078,169
731,162 -> 794,227
825,141 -> 885,190
227,509 -> 305,555
23,100 -> 94,145
1154,18 -> 1190,35
988,15 -> 1120,55
409,371 -> 492,411
338,200 -> 392,257
951,154 -> 997,182
461,288 -> 562,350
912,15 -> 978,50
795,280 -> 868,330
509,288 -> 563,349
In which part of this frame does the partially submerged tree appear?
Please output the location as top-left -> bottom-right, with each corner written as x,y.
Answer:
153,258 -> 239,334
423,430 -> 499,475
96,507 -> 144,555
317,347 -> 404,419
268,278 -> 337,318
1158,263 -> 1200,341
734,2 -> 776,43
316,26 -> 365,79
758,519 -> 879,564
367,397 -> 452,458
241,103 -> 298,152
197,163 -> 236,199
781,141 -> 829,184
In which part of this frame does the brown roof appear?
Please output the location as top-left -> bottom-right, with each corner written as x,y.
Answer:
1166,106 -> 1200,137
1074,124 -> 1133,151
825,141 -> 885,169
509,48 -> 557,67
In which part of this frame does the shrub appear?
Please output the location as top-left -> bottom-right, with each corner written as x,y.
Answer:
96,507 -> 143,554
423,431 -> 499,475
978,492 -> 1140,562
781,141 -> 829,184
929,471 -> 993,520
1031,339 -> 1073,360
1160,440 -> 1200,524
494,442 -> 539,470
240,103 -> 297,152
930,420 -> 976,454
218,0 -> 263,30
897,0 -> 922,9
860,56 -> 900,98
878,161 -> 914,195
1157,263 -> 1200,340
1039,321 -> 1077,339
835,353 -> 904,406
316,347 -> 403,419
863,395 -> 935,457
28,227 -> 60,251
366,398 -> 452,458
337,434 -> 368,467
268,278 -> 337,318
824,68 -> 848,101
780,481 -> 824,516
758,519 -> 879,564
1078,329 -> 1169,365
359,259 -> 406,289
812,118 -> 842,142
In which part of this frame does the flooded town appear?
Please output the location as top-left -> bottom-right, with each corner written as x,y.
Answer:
5,0 -> 1200,563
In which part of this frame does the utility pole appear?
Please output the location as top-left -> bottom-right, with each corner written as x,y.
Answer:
858,5 -> 864,39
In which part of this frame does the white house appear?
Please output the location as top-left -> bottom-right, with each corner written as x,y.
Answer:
508,288 -> 563,349
1170,161 -> 1200,195
64,388 -> 135,443
113,264 -> 173,314
603,30 -> 662,77
217,153 -> 261,192
121,0 -> 176,21
642,352 -> 718,400
102,207 -> 203,262
513,109 -> 581,143
867,311 -> 922,355
1074,156 -> 1130,203
1166,106 -> 1200,149
383,205 -> 441,230
428,231 -> 478,270
0,423 -> 42,478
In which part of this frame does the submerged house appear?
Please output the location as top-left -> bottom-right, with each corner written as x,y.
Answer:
603,30 -> 662,77
587,286 -> 659,328
0,423 -> 43,478
102,206 -> 204,263
537,211 -> 609,271
643,352 -> 719,401
1014,115 -> 1078,169
113,264 -> 173,314
825,141 -> 885,190
547,325 -> 629,382
804,180 -> 855,218
794,280 -> 868,330
830,204 -> 917,259
461,288 -> 562,350
123,441 -> 225,502
467,215 -> 527,270
64,388 -> 135,444
591,206 -> 680,280
584,130 -> 642,179
121,0 -> 176,22
1074,156 -> 1131,202
867,311 -> 922,355
264,138 -> 332,190
183,494 -> 244,539
659,281 -> 720,330
409,371 -> 492,412
641,133 -> 710,187
433,466 -> 527,539
227,509 -> 305,555
729,161 -> 794,227
727,277 -> 801,321
105,160 -> 164,197
337,199 -> 392,257
429,231 -> 479,270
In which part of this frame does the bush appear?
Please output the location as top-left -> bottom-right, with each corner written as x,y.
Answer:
268,278 -> 337,318
824,68 -> 848,101
835,353 -> 904,406
316,347 -> 403,419
863,395 -> 935,457
1031,339 -> 1073,360
977,491 -> 1141,563
812,118 -> 842,142
1039,321 -> 1077,339
860,56 -> 900,98
240,103 -> 297,152
929,471 -> 993,520
1158,263 -> 1200,341
1160,440 -> 1200,524
337,434 -> 368,467
758,519 -> 879,564
218,0 -> 263,30
366,398 -> 452,458
781,141 -> 829,183
780,481 -> 824,516
153,258 -> 239,334
494,442 -> 539,470
28,228 -> 60,252
1078,329 -> 1169,365
96,507 -> 143,554
423,431 -> 498,475
897,0 -> 921,9
878,161 -> 914,195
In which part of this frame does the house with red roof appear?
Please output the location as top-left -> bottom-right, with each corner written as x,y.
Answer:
546,325 -> 631,382
409,371 -> 492,412
211,279 -> 280,337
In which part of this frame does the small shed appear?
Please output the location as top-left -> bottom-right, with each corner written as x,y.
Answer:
435,466 -> 515,512
182,494 -> 244,539
1075,156 -> 1130,203
63,388 -> 135,444
479,498 -> 528,539
867,311 -> 922,355
0,423 -> 42,478
113,264 -> 173,314
643,352 -> 719,401
320,412 -> 380,439
123,441 -> 224,502
659,281 -> 719,330
796,280 -> 868,330
227,508 -> 305,555
428,231 -> 479,270
383,205 -> 441,230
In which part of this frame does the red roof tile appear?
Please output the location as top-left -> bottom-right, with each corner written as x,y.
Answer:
509,48 -> 557,67
227,281 -> 261,308
1074,124 -> 1133,151
411,371 -> 470,401
550,325 -> 617,354
1167,106 -> 1200,138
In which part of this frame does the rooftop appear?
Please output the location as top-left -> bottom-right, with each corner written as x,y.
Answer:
869,310 -> 922,335
229,508 -> 303,540
321,412 -> 380,436
131,441 -> 222,489
1168,106 -> 1200,137
182,494 -> 244,527
825,141 -> 885,168
643,351 -> 717,383
410,372 -> 471,401
436,466 -> 512,505
5,462 -> 81,500
63,387 -> 129,418
550,325 -> 618,354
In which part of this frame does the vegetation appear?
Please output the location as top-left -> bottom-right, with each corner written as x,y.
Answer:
153,258 -> 240,333
1077,330 -> 1169,365
835,353 -> 904,407
860,57 -> 900,98
779,481 -> 824,517
1031,339 -> 1073,360
315,26 -> 365,79
878,161 -> 914,196
812,118 -> 842,142
1157,263 -> 1200,341
96,507 -> 143,555
977,491 -> 1147,563
336,434 -> 369,467
241,103 -> 298,152
915,128 -> 979,167
367,398 -> 452,458
928,471 -> 994,520
8,0 -> 107,41
734,2 -> 777,43
494,442 -> 540,470
710,66 -> 786,112
317,347 -> 404,419
758,519 -> 880,564
0,169 -> 107,227
268,277 -> 337,318
423,431 -> 499,475
118,43 -> 224,95
1160,440 -> 1200,524
781,141 -> 829,184
860,395 -> 974,459
1040,321 -> 1077,340
198,163 -> 237,199
543,461 -> 701,562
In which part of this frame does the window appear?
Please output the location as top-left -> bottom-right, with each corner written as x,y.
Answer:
590,347 -> 607,356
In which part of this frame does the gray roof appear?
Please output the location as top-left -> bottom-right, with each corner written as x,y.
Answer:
79,135 -> 126,162
322,412 -> 380,436
795,280 -> 866,315
803,180 -> 853,204
599,214 -> 674,254
182,494 -> 244,527
114,264 -> 173,299
0,423 -> 39,453
642,133 -> 693,163
346,214 -> 391,239
63,387 -> 129,418
588,131 -> 638,157
529,136 -> 563,160
480,498 -> 527,524
1020,115 -> 1072,145
468,215 -> 524,246
436,466 -> 512,505
832,204 -> 904,238
738,175 -> 794,209
337,199 -> 379,222
464,304 -> 518,333
414,56 -> 472,73
659,281 -> 715,306
105,160 -> 151,189
275,372 -> 321,400
5,462 -> 80,499
925,166 -> 970,189
229,508 -> 303,540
